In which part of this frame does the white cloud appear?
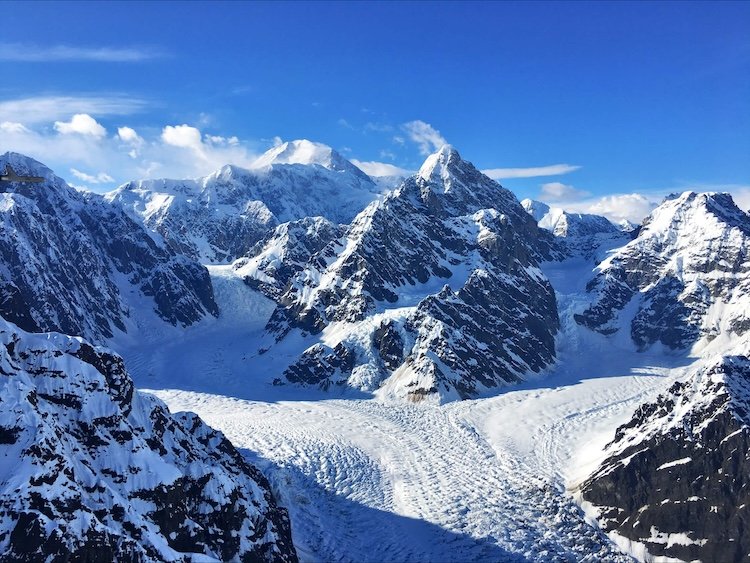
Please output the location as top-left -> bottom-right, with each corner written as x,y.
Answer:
365,122 -> 393,133
561,193 -> 659,224
337,118 -> 355,130
0,121 -> 29,133
2,118 -> 260,188
0,43 -> 163,62
483,164 -> 581,180
54,114 -> 107,138
351,159 -> 412,178
402,120 -> 447,155
117,126 -> 143,145
0,95 -> 146,124
731,187 -> 750,212
535,184 -> 750,224
161,124 -> 202,151
70,168 -> 115,184
539,182 -> 590,202
117,127 -> 144,158
205,134 -> 239,146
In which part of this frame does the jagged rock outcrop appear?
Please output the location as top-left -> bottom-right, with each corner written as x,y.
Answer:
267,146 -> 560,402
575,192 -> 750,349
233,216 -> 345,301
0,152 -> 217,343
107,140 -> 381,263
0,315 -> 297,562
581,353 -> 750,562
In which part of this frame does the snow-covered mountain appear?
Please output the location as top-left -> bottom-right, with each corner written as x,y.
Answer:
255,146 -> 560,402
0,315 -> 297,562
521,199 -> 630,258
232,216 -> 345,300
0,152 -> 217,343
575,192 -> 750,350
581,352 -> 750,562
6,139 -> 750,562
107,140 -> 382,263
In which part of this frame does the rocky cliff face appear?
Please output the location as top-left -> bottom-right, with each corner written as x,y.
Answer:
265,146 -> 560,402
581,353 -> 750,562
107,140 -> 381,263
0,153 -> 217,343
233,216 -> 345,301
0,315 -> 297,562
575,192 -> 750,350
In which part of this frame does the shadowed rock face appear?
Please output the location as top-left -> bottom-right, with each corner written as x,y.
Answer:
265,146 -> 560,402
581,354 -> 750,562
0,152 -> 217,343
0,316 -> 297,563
575,192 -> 750,350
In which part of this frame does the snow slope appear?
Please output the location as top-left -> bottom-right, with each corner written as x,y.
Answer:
260,146 -> 561,402
521,198 -> 631,259
580,349 -> 750,562
576,191 -> 750,351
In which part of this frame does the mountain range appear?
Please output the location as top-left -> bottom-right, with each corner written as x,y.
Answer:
0,142 -> 747,562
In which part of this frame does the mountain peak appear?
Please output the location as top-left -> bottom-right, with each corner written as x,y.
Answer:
417,144 -> 461,182
0,152 -> 54,180
520,198 -> 551,222
644,191 -> 749,236
250,139 -> 372,182
250,139 -> 363,176
252,140 -> 333,168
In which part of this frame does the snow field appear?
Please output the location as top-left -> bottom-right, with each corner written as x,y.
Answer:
132,250 -> 694,562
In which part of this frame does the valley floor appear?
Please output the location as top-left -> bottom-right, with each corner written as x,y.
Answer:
122,260 -> 695,562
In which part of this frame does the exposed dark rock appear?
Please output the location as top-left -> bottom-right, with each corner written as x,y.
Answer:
0,316 -> 297,562
581,354 -> 750,562
576,192 -> 750,350
267,146 -> 560,401
235,216 -> 345,301
0,152 -> 217,343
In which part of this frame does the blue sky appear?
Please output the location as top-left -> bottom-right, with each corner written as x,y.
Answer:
1,1 -> 749,220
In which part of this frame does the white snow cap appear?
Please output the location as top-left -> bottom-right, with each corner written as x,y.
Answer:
0,151 -> 53,179
252,139 -> 338,169
417,144 -> 460,182
250,139 -> 370,179
520,199 -> 551,222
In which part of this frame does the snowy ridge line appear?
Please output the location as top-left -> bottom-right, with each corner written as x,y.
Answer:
106,140 -> 383,264
259,145 -> 561,402
0,151 -> 218,345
